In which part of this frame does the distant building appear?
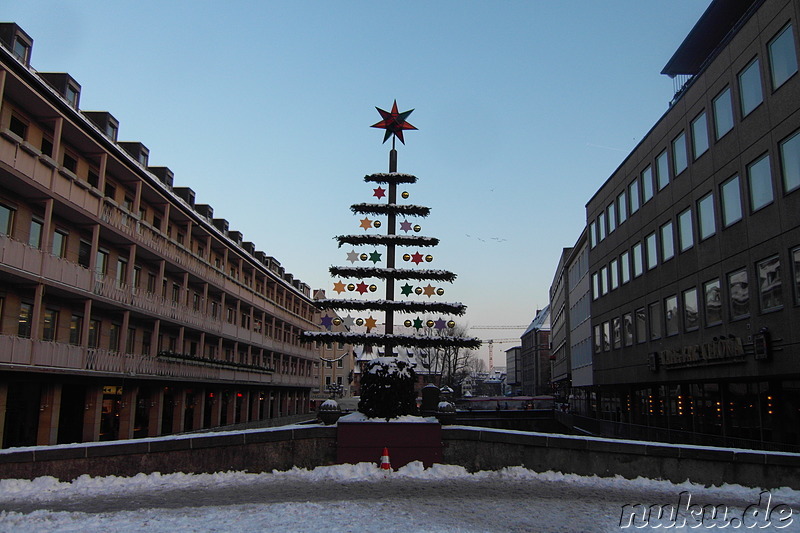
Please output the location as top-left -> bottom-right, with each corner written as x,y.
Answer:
549,248 -> 573,401
520,307 -> 551,395
504,346 -> 522,395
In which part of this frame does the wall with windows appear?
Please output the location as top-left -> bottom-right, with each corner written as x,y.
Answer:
584,0 -> 800,389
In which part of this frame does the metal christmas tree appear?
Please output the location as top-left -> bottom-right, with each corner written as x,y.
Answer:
302,101 -> 481,418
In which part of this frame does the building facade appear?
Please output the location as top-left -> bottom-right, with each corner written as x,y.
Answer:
583,0 -> 800,446
504,345 -> 522,395
549,248 -> 573,401
520,306 -> 550,396
0,23 -> 319,448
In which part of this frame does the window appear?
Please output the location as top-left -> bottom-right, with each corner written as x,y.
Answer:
0,203 -> 15,236
698,193 -> 716,240
18,302 -> 33,338
671,134 -> 687,177
641,166 -> 654,203
648,302 -> 662,340
602,322 -> 610,351
629,179 -> 640,214
610,259 -> 619,290
607,203 -> 616,234
739,58 -> 763,117
713,87 -> 734,140
660,222 -> 674,262
104,182 -> 116,201
793,247 -> 800,305
87,169 -> 99,189
69,315 -> 82,345
109,324 -> 120,351
589,221 -> 597,248
612,317 -> 621,349
664,295 -> 679,336
620,251 -> 630,284
142,331 -> 152,356
9,114 -> 27,139
704,279 -> 722,326
598,212 -> 606,241
41,137 -> 53,158
52,229 -> 67,257
645,232 -> 657,270
600,266 -> 609,295
780,131 -> 800,193
78,240 -> 91,268
133,266 -> 142,289
617,190 -> 627,224
29,219 -> 43,249
757,255 -> 782,311
683,288 -> 699,331
632,243 -> 644,277
127,328 -> 136,354
691,112 -> 709,159
747,154 -> 773,212
623,312 -> 633,347
678,208 -> 694,251
594,325 -> 602,353
635,308 -> 646,343
116,259 -> 127,288
728,268 -> 750,319
720,176 -> 743,227
65,84 -> 79,109
43,309 -> 58,342
768,24 -> 798,89
172,283 -> 181,304
12,36 -> 31,63
62,152 -> 77,173
654,151 -> 669,191
95,249 -> 109,276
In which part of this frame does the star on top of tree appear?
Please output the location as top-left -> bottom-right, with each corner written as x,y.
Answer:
371,100 -> 417,145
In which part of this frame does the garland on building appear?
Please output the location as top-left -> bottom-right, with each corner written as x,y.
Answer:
301,101 -> 481,419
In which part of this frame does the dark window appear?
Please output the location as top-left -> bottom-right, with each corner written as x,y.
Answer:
728,268 -> 750,319
63,153 -> 77,173
9,115 -> 27,139
41,137 -> 53,157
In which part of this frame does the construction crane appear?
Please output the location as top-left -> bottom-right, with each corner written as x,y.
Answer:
470,326 -> 527,371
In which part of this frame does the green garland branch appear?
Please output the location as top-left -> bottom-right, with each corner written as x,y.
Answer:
301,330 -> 483,351
351,203 -> 431,218
336,234 -> 439,248
314,298 -> 467,315
364,173 -> 417,185
329,266 -> 457,282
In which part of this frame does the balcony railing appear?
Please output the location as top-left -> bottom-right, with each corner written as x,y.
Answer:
0,335 -> 300,385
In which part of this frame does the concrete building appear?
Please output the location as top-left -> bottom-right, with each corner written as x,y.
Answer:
0,23 -> 319,448
549,248 -> 573,402
582,0 -> 800,446
520,307 -> 550,396
504,345 -> 522,395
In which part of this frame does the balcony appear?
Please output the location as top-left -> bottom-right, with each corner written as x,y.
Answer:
0,334 -> 284,385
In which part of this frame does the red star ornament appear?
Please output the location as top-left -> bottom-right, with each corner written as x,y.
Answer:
373,186 -> 386,199
371,100 -> 417,144
410,251 -> 424,265
356,281 -> 369,295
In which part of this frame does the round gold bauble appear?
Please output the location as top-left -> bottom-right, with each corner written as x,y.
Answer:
425,254 -> 433,262
333,318 -> 342,326
347,283 -> 355,291
413,224 -> 421,232
404,319 -> 412,327
373,220 -> 382,228
436,288 -> 445,296
447,320 -> 456,328
401,191 -> 410,199
403,253 -> 411,262
369,284 -> 377,292
415,287 -> 423,295
360,253 -> 368,261
356,318 -> 364,326
426,320 -> 435,328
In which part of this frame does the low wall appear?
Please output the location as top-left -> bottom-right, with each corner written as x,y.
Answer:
0,425 -> 337,481
442,427 -> 800,489
1,424 -> 798,489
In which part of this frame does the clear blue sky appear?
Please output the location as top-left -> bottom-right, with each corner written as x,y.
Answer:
5,1 -> 711,364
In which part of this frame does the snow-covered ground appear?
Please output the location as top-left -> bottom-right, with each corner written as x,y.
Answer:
1,462 -> 798,532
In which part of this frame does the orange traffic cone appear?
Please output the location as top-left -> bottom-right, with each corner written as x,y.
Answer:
380,447 -> 392,472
